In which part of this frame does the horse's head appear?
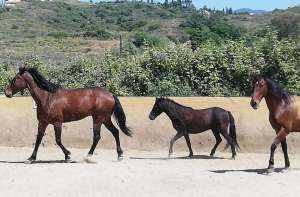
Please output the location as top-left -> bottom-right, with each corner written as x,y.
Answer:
250,76 -> 268,110
4,67 -> 27,98
149,97 -> 164,120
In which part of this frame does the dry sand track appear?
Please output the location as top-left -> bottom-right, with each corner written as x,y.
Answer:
0,147 -> 300,197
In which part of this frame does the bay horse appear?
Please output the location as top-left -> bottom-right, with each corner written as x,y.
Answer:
4,67 -> 132,163
250,76 -> 300,173
149,97 -> 239,159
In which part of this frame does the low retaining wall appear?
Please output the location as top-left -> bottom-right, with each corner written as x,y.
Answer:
0,96 -> 299,153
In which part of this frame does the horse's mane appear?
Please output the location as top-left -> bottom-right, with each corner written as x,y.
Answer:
162,97 -> 193,109
20,67 -> 61,93
266,78 -> 291,104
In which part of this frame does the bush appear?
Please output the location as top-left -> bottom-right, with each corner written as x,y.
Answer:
47,32 -> 69,39
83,29 -> 112,39
132,32 -> 168,48
0,64 -> 14,93
3,30 -> 300,97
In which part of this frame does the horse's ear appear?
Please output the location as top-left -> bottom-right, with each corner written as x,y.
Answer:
250,73 -> 262,85
156,97 -> 162,103
19,66 -> 26,74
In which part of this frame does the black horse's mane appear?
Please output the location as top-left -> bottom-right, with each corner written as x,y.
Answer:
20,67 -> 61,93
266,78 -> 291,104
162,97 -> 193,110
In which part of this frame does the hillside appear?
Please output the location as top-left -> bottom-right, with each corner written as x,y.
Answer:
0,0 -> 299,67
0,0 -> 194,66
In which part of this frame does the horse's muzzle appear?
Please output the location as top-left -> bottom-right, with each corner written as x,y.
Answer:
149,114 -> 155,120
250,100 -> 258,110
4,89 -> 12,98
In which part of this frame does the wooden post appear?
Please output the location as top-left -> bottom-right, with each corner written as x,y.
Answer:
119,34 -> 123,55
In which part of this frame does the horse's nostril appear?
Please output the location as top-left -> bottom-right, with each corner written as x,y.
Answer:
149,114 -> 155,120
250,100 -> 258,109
4,90 -> 12,98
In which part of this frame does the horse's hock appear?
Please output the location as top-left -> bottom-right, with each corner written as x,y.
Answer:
1,96 -> 299,153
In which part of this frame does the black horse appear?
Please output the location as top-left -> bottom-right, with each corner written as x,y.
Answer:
149,97 -> 239,159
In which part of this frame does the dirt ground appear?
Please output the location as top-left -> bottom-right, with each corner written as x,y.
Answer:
0,147 -> 300,197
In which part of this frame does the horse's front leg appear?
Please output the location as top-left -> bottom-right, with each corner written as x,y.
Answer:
84,118 -> 102,163
268,128 -> 289,173
25,121 -> 48,164
168,132 -> 183,158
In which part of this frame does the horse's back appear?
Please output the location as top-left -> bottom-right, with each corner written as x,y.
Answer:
48,87 -> 115,122
186,107 -> 229,133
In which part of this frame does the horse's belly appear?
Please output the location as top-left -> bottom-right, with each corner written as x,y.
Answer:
62,113 -> 91,123
186,125 -> 210,134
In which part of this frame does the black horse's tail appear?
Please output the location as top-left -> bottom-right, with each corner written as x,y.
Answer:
113,95 -> 133,137
225,111 -> 240,150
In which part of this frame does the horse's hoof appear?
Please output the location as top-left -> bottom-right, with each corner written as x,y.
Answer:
266,168 -> 274,174
187,155 -> 193,159
64,159 -> 72,163
24,159 -> 35,164
230,156 -> 236,160
83,155 -> 97,164
281,167 -> 290,173
118,155 -> 123,161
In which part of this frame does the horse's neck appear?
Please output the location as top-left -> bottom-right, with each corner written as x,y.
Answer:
264,96 -> 284,114
163,103 -> 183,120
27,81 -> 50,109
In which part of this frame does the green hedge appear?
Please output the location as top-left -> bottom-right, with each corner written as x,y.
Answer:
1,31 -> 299,96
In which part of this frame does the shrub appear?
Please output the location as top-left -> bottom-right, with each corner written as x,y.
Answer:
3,30 -> 299,97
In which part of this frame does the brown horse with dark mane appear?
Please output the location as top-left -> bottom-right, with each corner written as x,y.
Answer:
251,76 -> 300,173
4,67 -> 132,163
149,97 -> 239,159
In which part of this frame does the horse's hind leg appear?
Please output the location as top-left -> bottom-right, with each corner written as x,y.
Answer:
104,119 -> 123,160
220,127 -> 236,159
210,129 -> 222,157
281,138 -> 290,169
54,123 -> 71,162
168,132 -> 183,158
183,134 -> 193,158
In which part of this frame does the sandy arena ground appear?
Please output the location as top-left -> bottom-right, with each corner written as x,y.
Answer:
0,147 -> 300,197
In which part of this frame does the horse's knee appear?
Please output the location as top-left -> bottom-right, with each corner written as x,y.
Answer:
55,138 -> 62,145
271,142 -> 277,151
94,134 -> 101,141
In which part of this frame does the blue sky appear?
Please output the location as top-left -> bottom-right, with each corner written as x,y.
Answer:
192,0 -> 300,11
82,0 -> 300,11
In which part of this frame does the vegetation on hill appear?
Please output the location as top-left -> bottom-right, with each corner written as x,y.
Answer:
0,0 -> 299,96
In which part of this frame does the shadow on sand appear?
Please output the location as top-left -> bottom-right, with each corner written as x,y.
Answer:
0,160 -> 78,164
209,167 -> 300,175
130,154 -> 226,160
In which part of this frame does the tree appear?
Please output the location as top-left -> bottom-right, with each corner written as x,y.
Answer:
164,0 -> 168,7
271,13 -> 300,39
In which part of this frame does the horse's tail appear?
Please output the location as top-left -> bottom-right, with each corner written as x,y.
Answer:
225,111 -> 240,151
113,95 -> 133,137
